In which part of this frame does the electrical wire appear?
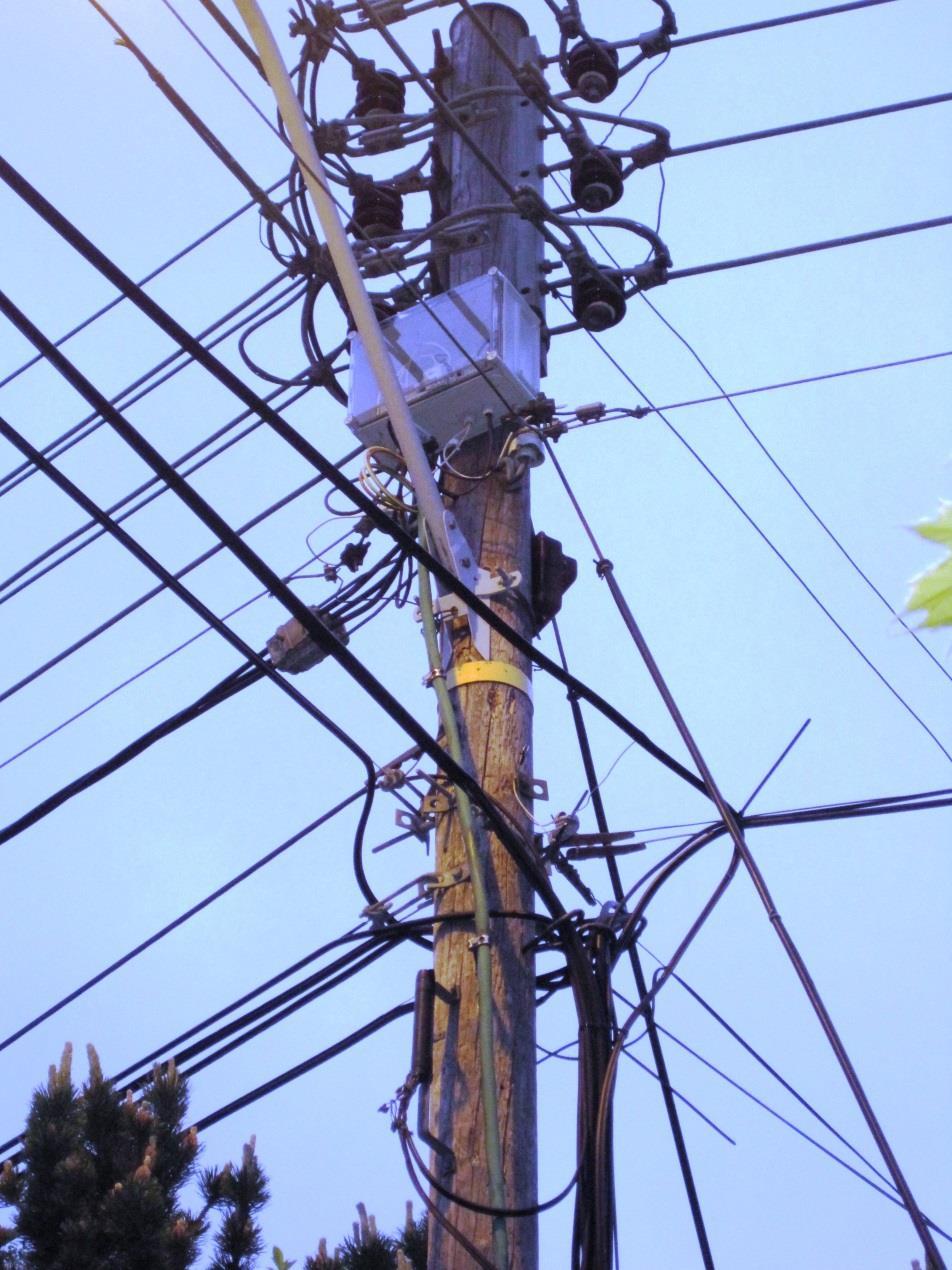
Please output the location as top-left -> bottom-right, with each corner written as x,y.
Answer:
563,350 -> 952,423
558,317 -> 952,764
0,177 -> 285,395
543,437 -> 944,1264
0,378 -> 314,610
0,660 -> 263,847
669,91 -> 952,157
551,619 -> 715,1270
0,457 -> 356,710
668,0 -> 900,49
663,215 -> 952,285
639,292 -> 952,686
0,785 -> 368,1055
0,270 -> 298,505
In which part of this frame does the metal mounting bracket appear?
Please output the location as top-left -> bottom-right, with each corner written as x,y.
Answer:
438,509 -> 522,659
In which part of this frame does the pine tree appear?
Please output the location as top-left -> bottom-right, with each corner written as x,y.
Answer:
0,1045 -> 267,1270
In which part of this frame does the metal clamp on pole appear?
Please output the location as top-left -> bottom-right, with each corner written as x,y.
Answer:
446,659 -> 532,700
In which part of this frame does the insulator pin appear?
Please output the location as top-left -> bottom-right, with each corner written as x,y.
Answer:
349,183 -> 404,240
570,148 -> 623,212
564,39 -> 619,104
354,66 -> 405,118
571,270 -> 626,332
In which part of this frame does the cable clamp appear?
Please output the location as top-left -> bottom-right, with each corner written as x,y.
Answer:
446,660 -> 532,700
421,868 -> 467,896
467,933 -> 491,951
422,667 -> 445,687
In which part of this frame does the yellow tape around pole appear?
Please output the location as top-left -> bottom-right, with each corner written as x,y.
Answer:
446,660 -> 532,700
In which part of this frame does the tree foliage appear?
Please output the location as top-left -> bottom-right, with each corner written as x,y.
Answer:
0,1046 -> 426,1269
907,501 -> 952,628
0,1045 -> 266,1270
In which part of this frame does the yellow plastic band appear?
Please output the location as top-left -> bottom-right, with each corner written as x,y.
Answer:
446,660 -> 532,700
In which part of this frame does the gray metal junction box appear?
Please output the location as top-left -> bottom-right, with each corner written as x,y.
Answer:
345,269 -> 541,456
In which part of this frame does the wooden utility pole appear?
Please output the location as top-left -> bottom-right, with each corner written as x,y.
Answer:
428,7 -> 545,1268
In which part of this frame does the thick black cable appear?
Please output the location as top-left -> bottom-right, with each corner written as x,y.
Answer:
0,458 -> 346,709
665,216 -> 952,285
0,786 -> 368,1056
670,91 -> 952,157
669,0 -> 899,48
190,1002 -> 414,1133
0,660 -> 262,846
0,589 -> 268,773
176,942 -> 400,1084
0,149 -> 707,803
0,409 -> 379,853
0,177 -> 284,395
552,623 -> 716,1270
545,446 -> 944,1264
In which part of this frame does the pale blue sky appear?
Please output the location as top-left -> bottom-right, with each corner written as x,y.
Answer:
0,1 -> 950,1266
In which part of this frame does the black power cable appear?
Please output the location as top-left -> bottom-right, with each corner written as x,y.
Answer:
0,150 -> 708,804
0,786 -> 368,1056
0,271 -> 297,504
0,660 -> 262,846
551,622 -> 716,1270
543,447 -> 944,1265
0,177 -> 285,395
0,379 -> 314,611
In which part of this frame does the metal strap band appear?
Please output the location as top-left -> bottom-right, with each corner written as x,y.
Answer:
446,659 -> 532,700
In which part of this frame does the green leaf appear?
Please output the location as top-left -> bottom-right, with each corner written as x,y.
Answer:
273,1247 -> 296,1270
908,503 -> 952,627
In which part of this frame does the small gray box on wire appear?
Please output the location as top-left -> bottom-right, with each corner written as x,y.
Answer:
345,269 -> 540,459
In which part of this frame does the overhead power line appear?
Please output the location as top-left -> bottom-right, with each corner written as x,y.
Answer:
639,293 -> 952,689
568,317 -> 952,763
591,349 -> 952,419
669,91 -> 952,157
0,785 -> 368,1054
669,0 -> 900,49
666,215 -> 952,284
191,1003 -> 413,1133
0,178 -> 284,394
